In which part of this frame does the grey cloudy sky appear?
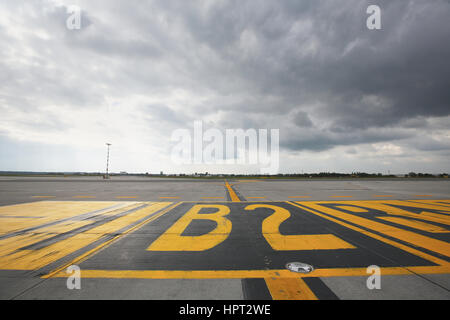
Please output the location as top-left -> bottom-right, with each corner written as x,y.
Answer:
1,0 -> 449,174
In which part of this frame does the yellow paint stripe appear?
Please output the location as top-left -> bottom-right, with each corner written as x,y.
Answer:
420,212 -> 450,225
291,201 -> 450,261
33,220 -> 94,235
399,200 -> 450,212
309,200 -> 450,226
48,265 -> 450,280
42,202 -> 181,278
287,202 -> 449,266
377,216 -> 450,233
0,202 -> 172,270
225,181 -> 240,202
0,233 -> 59,256
407,200 -> 450,209
265,277 -> 317,300
31,196 -> 56,198
334,205 -> 368,212
0,203 -> 144,270
375,207 -> 450,226
0,201 -> 126,234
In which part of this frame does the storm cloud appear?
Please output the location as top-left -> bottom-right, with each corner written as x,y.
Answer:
0,0 -> 449,173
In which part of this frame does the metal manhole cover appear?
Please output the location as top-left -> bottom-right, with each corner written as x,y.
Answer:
286,262 -> 314,273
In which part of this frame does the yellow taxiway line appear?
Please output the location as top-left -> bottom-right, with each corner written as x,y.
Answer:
47,265 -> 450,280
225,181 -> 240,202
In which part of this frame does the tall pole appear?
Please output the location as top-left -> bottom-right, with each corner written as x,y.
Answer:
106,143 -> 111,179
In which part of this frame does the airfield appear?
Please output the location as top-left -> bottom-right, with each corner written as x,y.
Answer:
0,176 -> 449,300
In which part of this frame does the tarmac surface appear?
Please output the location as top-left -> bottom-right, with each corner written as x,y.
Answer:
0,176 -> 449,300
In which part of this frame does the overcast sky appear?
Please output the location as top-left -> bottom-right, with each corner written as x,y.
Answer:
1,0 -> 449,174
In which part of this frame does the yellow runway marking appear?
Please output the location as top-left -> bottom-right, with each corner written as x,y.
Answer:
43,202 -> 181,279
334,205 -> 368,212
48,265 -> 450,280
288,196 -> 311,198
1,203 -> 144,269
406,200 -> 450,210
265,277 -> 317,300
0,201 -> 126,234
403,199 -> 450,210
377,216 -> 450,233
293,201 -> 450,260
0,201 -> 172,270
287,202 -> 449,266
147,204 -> 231,251
31,196 -> 56,198
246,204 -> 355,250
337,200 -> 450,226
225,180 -> 240,202
34,220 -> 94,234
